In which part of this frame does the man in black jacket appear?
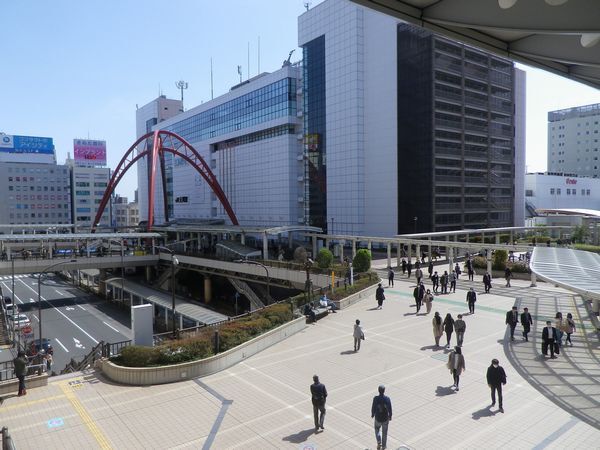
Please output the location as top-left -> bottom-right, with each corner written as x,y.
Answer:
542,320 -> 559,358
521,307 -> 533,341
310,375 -> 327,432
466,288 -> 477,314
486,358 -> 507,412
505,306 -> 519,341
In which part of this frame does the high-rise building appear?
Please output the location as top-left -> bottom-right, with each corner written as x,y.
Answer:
113,194 -> 139,229
137,66 -> 304,227
299,0 -> 525,235
0,133 -> 71,226
547,103 -> 600,177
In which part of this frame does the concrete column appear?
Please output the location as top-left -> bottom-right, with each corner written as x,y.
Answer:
466,234 -> 470,243
397,242 -> 402,268
312,235 -> 318,258
416,244 -> 421,263
592,299 -> 600,315
510,230 -> 514,244
204,276 -> 212,303
428,238 -> 432,263
180,315 -> 183,330
262,232 -> 268,260
387,243 -> 392,268
486,248 -> 493,276
495,233 -> 500,245
530,271 -> 537,287
352,240 -> 357,258
447,247 -> 453,272
288,232 -> 293,249
339,241 -> 344,264
407,244 -> 412,263
481,232 -> 485,245
241,233 -> 245,246
368,241 -> 372,252
165,306 -> 168,328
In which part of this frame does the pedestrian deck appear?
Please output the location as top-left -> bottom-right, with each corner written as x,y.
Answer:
0,272 -> 599,449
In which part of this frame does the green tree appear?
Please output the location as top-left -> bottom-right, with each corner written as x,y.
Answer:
571,225 -> 589,244
316,248 -> 333,268
353,249 -> 371,272
492,249 -> 508,271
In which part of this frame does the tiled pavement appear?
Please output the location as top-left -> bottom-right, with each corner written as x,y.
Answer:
1,268 -> 600,449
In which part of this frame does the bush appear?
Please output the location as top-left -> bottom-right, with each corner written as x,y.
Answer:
316,248 -> 333,268
353,249 -> 371,272
492,250 -> 508,271
293,246 -> 308,263
471,256 -> 487,270
119,346 -> 158,367
508,262 -> 529,273
574,243 -> 600,254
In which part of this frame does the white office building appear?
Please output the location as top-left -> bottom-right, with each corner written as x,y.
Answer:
137,66 -> 304,227
525,172 -> 600,215
548,103 -> 600,177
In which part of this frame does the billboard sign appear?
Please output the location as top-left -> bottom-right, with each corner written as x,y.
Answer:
74,139 -> 107,166
0,134 -> 54,154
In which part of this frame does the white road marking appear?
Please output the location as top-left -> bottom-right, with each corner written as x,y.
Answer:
54,338 -> 69,352
1,281 -> 23,304
29,298 -> 35,303
66,306 -> 75,311
55,289 -> 65,296
73,338 -> 85,349
31,314 -> 39,322
77,304 -> 86,311
17,279 -> 99,344
103,321 -> 119,333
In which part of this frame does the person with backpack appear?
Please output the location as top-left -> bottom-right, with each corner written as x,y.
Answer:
371,384 -> 392,450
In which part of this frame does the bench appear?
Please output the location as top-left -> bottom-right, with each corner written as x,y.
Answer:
304,306 -> 330,323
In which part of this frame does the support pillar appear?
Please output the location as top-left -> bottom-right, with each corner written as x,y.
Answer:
486,248 -> 493,276
387,243 -> 392,268
288,232 -> 294,249
416,244 -> 421,263
262,232 -> 268,260
510,230 -> 514,244
397,242 -> 402,268
428,238 -> 432,263
312,235 -> 318,258
495,233 -> 500,245
339,241 -> 344,264
352,240 -> 357,258
447,247 -> 453,272
241,233 -> 245,246
180,314 -> 183,330
407,244 -> 412,263
368,241 -> 372,252
165,306 -> 168,328
530,271 -> 537,287
204,276 -> 212,303
466,234 -> 470,243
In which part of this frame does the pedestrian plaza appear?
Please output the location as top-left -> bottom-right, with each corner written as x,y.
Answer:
1,266 -> 600,449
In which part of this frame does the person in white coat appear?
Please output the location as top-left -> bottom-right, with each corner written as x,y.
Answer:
353,319 -> 365,352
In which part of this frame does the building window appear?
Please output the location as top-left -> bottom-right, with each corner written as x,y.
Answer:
525,190 -> 533,197
550,188 -> 555,195
587,189 -> 591,195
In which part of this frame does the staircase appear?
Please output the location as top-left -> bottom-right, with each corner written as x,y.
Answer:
0,311 -> 11,347
60,341 -> 104,374
155,265 -> 181,290
228,278 -> 265,311
526,201 -> 538,217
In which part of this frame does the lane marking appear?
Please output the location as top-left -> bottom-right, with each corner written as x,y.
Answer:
54,338 -> 69,352
31,314 -> 39,322
0,394 -> 66,411
77,304 -> 86,311
29,298 -> 35,303
59,381 -> 112,449
17,279 -> 99,344
1,281 -> 23,304
73,338 -> 85,349
55,289 -> 65,296
102,321 -> 119,333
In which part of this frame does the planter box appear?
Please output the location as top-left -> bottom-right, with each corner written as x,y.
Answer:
100,316 -> 306,386
333,280 -> 382,310
0,373 -> 48,396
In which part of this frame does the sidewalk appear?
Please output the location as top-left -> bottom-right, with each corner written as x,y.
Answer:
0,275 -> 598,449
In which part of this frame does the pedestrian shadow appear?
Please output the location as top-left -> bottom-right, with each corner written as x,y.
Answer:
340,350 -> 356,355
420,345 -> 439,351
403,312 -> 416,316
472,406 -> 497,420
435,386 -> 455,396
282,428 -> 316,444
0,393 -> 18,404
367,307 -> 380,311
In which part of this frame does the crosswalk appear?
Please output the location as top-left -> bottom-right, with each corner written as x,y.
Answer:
0,274 -> 36,281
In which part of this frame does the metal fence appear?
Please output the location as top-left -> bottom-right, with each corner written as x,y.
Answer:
0,358 -> 47,382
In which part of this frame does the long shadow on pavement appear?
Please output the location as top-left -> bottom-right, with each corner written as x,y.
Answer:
472,406 -> 498,420
282,428 -> 317,444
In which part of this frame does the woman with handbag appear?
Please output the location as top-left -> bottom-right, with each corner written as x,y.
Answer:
565,313 -> 576,346
353,319 -> 365,352
423,289 -> 434,314
447,346 -> 465,391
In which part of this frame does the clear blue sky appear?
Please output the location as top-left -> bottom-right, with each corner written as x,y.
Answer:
2,0 -> 600,200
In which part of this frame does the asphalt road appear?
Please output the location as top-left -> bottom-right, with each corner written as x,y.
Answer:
0,273 -> 131,373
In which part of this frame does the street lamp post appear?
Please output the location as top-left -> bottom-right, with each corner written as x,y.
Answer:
414,216 -> 418,234
157,246 -> 178,334
38,259 -> 76,351
234,259 -> 271,304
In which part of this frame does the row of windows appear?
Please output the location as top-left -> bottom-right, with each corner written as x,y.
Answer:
214,125 -> 296,151
10,195 -> 68,201
11,204 -> 66,210
547,188 -> 591,196
8,176 -> 66,183
9,213 -> 66,219
7,167 -> 68,175
9,186 -> 67,192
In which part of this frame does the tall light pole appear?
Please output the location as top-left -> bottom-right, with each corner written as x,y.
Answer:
157,246 -> 179,334
235,259 -> 271,304
38,259 -> 76,351
11,256 -> 16,348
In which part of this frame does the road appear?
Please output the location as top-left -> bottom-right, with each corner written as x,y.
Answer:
0,273 -> 131,373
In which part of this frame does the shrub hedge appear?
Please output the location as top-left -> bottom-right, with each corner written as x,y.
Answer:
316,248 -> 333,268
353,249 -> 371,272
113,303 -> 293,368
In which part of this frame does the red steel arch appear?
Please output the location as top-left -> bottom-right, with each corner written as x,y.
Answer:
91,130 -> 239,232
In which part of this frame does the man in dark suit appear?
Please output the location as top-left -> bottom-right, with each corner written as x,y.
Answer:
486,358 -> 507,412
483,272 -> 492,293
466,288 -> 477,314
310,375 -> 327,432
505,306 -> 519,341
542,320 -> 559,359
416,283 -> 425,313
521,307 -> 533,342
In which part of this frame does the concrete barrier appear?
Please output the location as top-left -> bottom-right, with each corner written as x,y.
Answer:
0,374 -> 48,396
333,280 -> 382,310
100,316 -> 306,385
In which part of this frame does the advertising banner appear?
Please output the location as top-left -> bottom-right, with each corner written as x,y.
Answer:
74,139 -> 107,166
0,134 -> 54,154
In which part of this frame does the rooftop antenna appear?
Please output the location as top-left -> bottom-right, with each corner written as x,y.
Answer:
175,80 -> 188,110
304,2 -> 311,11
237,65 -> 242,83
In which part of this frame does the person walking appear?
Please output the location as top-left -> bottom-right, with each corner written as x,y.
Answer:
447,346 -> 465,391
565,313 -> 576,346
415,266 -> 423,286
387,268 -> 394,287
542,320 -> 559,358
416,283 -> 425,313
467,259 -> 475,281
432,312 -> 444,347
375,284 -> 385,310
521,307 -> 533,342
486,358 -> 507,412
428,261 -> 434,279
466,287 -> 477,314
504,267 -> 513,287
406,260 -> 412,278
505,306 -> 519,341
310,375 -> 327,432
371,385 -> 392,450
443,313 -> 455,348
454,262 -> 461,279
454,314 -> 466,347
441,271 -> 449,294
423,288 -> 434,314
483,271 -> 492,293
432,271 -> 439,294
353,319 -> 365,351
449,271 -> 457,293
14,351 -> 28,397
401,259 -> 407,275
555,312 -> 565,348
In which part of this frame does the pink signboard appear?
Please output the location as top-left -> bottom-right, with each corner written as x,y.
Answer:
73,139 -> 106,166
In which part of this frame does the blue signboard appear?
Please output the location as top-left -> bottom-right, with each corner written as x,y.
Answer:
0,134 -> 54,154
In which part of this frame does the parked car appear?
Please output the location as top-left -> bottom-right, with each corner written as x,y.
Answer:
7,314 -> 30,330
5,304 -> 18,316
